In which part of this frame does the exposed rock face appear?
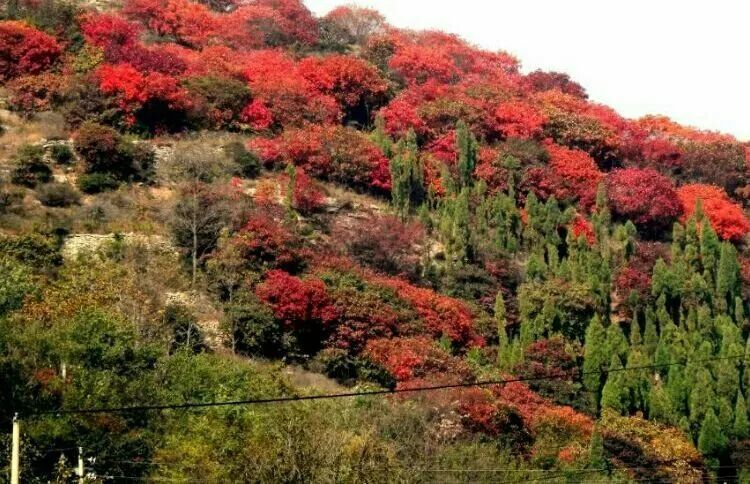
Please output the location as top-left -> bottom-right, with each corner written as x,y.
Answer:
62,232 -> 177,259
164,291 -> 224,350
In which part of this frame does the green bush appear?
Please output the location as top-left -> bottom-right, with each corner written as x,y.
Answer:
224,297 -> 281,356
77,173 -> 120,194
49,144 -> 74,164
10,145 -> 52,187
0,233 -> 62,268
224,141 -> 261,178
36,182 -> 80,207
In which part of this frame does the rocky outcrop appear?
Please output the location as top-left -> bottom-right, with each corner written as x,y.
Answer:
62,232 -> 177,259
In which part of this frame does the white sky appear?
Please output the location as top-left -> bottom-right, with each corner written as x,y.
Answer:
305,0 -> 750,141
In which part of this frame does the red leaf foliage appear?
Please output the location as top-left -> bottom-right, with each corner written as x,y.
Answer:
0,21 -> 61,80
255,269 -> 335,330
605,168 -> 682,231
677,184 -> 750,241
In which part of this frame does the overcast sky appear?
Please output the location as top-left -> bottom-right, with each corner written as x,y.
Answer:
306,0 -> 750,141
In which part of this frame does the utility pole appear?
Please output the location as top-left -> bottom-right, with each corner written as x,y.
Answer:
10,414 -> 19,484
77,446 -> 84,484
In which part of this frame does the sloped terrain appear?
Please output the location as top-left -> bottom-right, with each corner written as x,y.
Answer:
0,0 -> 749,482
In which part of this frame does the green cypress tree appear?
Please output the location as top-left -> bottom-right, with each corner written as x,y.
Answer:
600,355 -> 628,414
716,242 -> 740,314
624,346 -> 650,412
734,391 -> 750,440
717,397 -> 734,438
587,427 -> 607,471
605,323 -> 629,361
629,318 -> 642,347
371,115 -> 393,157
666,364 -> 688,415
495,291 -> 509,368
643,309 -> 659,358
649,380 -> 676,424
583,315 -> 608,396
389,129 -> 423,218
698,408 -> 728,457
689,367 -> 716,424
455,120 -> 477,190
700,217 -> 720,274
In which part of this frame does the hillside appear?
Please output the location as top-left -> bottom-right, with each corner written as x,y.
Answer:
1,0 -> 749,482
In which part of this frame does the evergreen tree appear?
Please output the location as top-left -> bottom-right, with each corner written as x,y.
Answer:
455,120 -> 478,190
389,129 -> 424,218
649,380 -> 676,424
698,408 -> 727,457
689,367 -> 716,425
495,291 -> 509,368
583,315 -> 608,399
605,323 -> 628,361
588,427 -> 607,471
600,355 -> 628,414
716,242 -> 740,314
734,391 -> 750,440
624,346 -> 650,412
643,309 -> 659,358
371,115 -> 393,158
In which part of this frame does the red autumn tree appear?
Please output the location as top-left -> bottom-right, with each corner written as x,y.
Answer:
124,0 -> 216,47
367,274 -> 483,348
677,184 -> 750,241
525,70 -> 588,99
605,168 -> 682,233
96,63 -> 192,127
234,213 -> 301,270
217,5 -> 289,50
364,336 -> 470,382
0,21 -> 62,80
570,215 -> 596,245
324,5 -> 387,44
254,0 -> 318,45
526,143 -> 602,210
289,167 -> 326,215
255,269 -> 335,329
7,73 -> 65,114
298,54 -> 388,122
389,44 -> 460,85
242,50 -> 341,129
493,100 -> 547,139
278,125 -> 390,191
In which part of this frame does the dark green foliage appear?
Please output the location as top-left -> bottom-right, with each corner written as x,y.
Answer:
224,141 -> 261,178
600,355 -> 628,414
183,76 -> 251,128
49,144 -> 74,164
389,129 -> 424,217
0,233 -> 61,268
10,144 -> 52,187
74,122 -> 155,182
456,120 -> 478,189
698,409 -> 727,457
164,304 -> 206,354
224,297 -> 281,357
0,257 -> 35,317
36,182 -> 80,207
77,173 -> 120,194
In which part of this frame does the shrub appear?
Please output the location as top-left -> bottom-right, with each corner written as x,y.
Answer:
183,76 -> 251,129
74,122 -> 121,173
0,233 -> 62,267
10,144 -> 52,187
677,184 -> 750,241
74,122 -> 154,181
36,182 -> 81,207
224,297 -> 282,357
49,144 -> 74,164
224,141 -> 261,178
605,168 -> 682,234
0,20 -> 62,80
77,173 -> 120,194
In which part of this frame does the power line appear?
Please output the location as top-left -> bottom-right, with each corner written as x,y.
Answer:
22,353 -> 749,418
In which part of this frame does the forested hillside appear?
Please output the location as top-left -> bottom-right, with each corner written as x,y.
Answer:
1,0 -> 750,482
